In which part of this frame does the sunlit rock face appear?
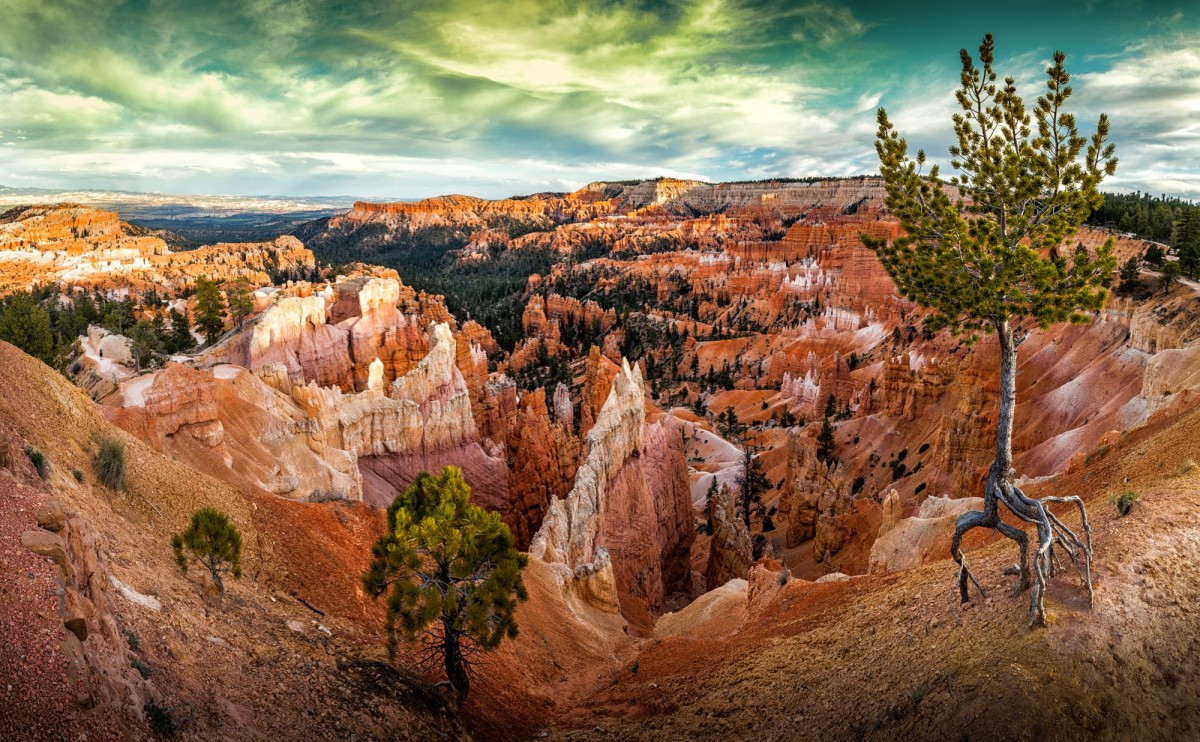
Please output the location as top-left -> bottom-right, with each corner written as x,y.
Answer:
106,362 -> 363,503
0,203 -> 313,296
246,295 -> 354,389
531,359 -> 695,630
285,321 -> 508,510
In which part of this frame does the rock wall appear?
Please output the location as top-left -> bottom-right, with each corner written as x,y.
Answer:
531,360 -> 647,569
530,360 -> 695,629
777,433 -> 855,548
20,499 -> 158,718
503,388 -> 580,550
288,322 -> 508,509
107,363 -> 362,502
246,295 -> 354,389
223,275 -> 460,396
705,485 -> 753,590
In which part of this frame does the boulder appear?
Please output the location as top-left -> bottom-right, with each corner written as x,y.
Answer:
21,529 -> 69,573
35,500 -> 67,532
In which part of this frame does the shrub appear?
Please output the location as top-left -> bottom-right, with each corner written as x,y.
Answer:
72,468 -> 85,483
24,446 -> 48,480
145,703 -> 176,738
123,628 -> 140,652
131,658 -> 153,679
1113,490 -> 1139,516
1179,458 -> 1197,476
93,436 -> 126,490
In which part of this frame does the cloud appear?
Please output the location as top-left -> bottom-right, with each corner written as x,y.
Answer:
1074,34 -> 1200,197
0,1 -> 1196,198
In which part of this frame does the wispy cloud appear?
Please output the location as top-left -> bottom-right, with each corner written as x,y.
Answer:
0,1 -> 1196,198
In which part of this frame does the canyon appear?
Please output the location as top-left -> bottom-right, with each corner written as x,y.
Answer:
3,178 -> 1200,740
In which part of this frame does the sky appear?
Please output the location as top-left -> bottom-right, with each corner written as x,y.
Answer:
0,0 -> 1198,200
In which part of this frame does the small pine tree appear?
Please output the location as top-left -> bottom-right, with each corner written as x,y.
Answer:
816,418 -> 836,464
1119,256 -> 1140,288
735,445 -> 770,529
1144,244 -> 1165,267
363,466 -> 527,706
193,277 -> 227,345
172,508 -> 242,595
167,308 -> 195,354
704,477 -> 720,535
127,319 -> 162,372
226,278 -> 254,329
1160,260 -> 1181,294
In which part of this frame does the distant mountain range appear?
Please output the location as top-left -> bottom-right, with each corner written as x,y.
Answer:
0,184 -> 361,242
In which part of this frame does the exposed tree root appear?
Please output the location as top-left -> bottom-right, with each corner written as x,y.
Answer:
950,471 -> 1094,627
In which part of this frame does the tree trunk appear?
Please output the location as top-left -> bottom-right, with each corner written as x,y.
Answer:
949,319 -> 1093,626
992,321 -> 1017,478
208,556 -> 225,595
442,618 -> 469,706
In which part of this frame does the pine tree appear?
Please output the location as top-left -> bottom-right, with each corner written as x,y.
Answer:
866,34 -> 1115,626
127,319 -> 162,372
226,277 -> 254,329
816,418 -> 836,464
167,308 -> 195,354
734,446 -> 770,529
1171,210 -> 1200,278
0,293 -> 56,366
193,276 -> 227,345
1119,256 -> 1140,289
704,477 -> 720,535
363,466 -> 528,705
1160,260 -> 1181,294
172,508 -> 242,596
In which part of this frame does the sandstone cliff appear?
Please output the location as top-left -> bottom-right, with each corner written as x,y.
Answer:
530,359 -> 695,630
705,485 -> 753,590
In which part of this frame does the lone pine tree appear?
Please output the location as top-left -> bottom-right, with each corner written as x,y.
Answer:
172,508 -> 243,596
363,466 -> 527,705
865,34 -> 1116,626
